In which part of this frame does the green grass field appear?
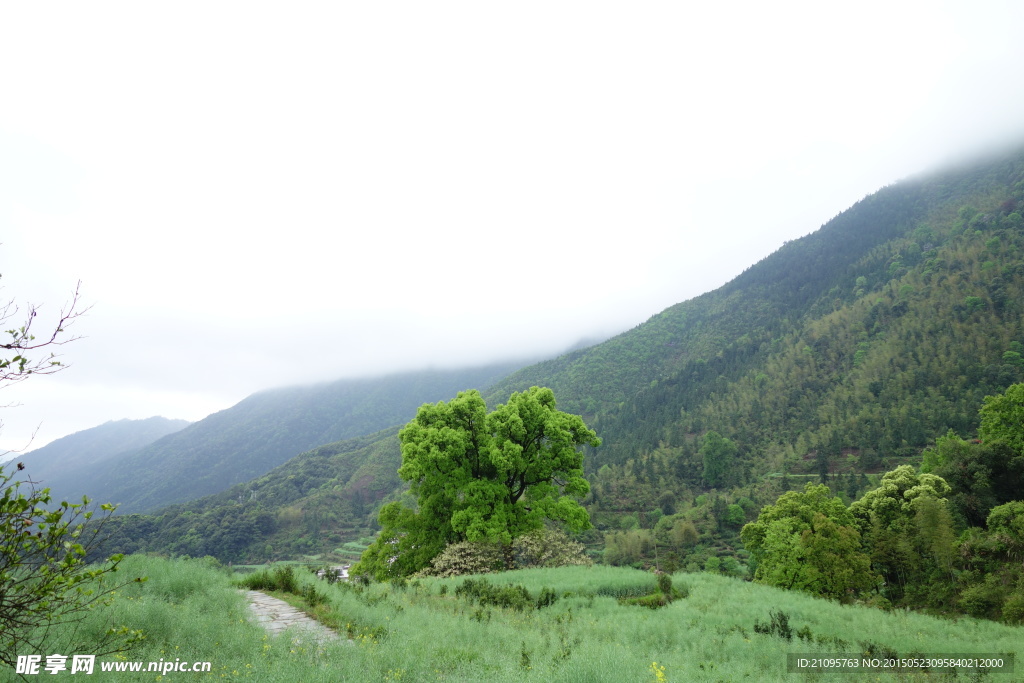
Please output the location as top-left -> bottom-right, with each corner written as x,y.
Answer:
8,555 -> 1020,681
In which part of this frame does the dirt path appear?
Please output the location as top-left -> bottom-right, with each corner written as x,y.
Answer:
241,590 -> 348,645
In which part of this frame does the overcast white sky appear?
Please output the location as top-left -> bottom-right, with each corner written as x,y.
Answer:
2,1 -> 1024,453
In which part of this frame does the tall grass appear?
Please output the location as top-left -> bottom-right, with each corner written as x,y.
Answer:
12,556 -> 1022,682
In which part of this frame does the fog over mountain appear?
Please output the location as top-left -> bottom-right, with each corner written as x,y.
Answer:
1,3 -> 1023,451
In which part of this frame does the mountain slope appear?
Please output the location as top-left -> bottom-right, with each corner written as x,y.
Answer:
12,416 -> 190,492
586,151 -> 1024,477
49,361 -> 526,513
486,149 -> 1024,468
98,426 -> 402,561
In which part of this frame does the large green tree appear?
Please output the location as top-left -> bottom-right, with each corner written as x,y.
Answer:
849,465 -> 955,605
921,429 -> 1024,528
354,387 -> 599,579
700,430 -> 737,488
740,484 -> 876,602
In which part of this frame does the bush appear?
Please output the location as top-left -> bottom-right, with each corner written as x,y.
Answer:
0,467 -> 138,667
536,587 -> 558,609
754,610 -> 792,640
273,566 -> 299,594
454,578 -> 538,612
418,541 -> 505,578
238,565 -> 299,595
512,529 -> 593,569
1001,592 -> 1024,625
959,583 -> 1001,619
300,583 -> 327,607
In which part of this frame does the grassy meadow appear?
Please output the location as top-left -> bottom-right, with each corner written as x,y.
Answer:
8,555 -> 1021,682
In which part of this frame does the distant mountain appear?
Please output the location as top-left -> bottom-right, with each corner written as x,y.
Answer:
47,361 -> 527,513
106,145 -> 1024,565
99,427 -> 402,561
12,417 -> 190,494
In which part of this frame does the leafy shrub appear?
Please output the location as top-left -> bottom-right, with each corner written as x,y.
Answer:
418,541 -> 505,578
1001,592 -> 1024,625
536,587 -> 558,609
617,571 -> 686,609
754,610 -> 792,640
959,583 -> 1001,619
273,566 -> 298,594
858,640 -> 899,659
238,565 -> 302,599
512,529 -> 593,569
239,569 -> 275,591
454,578 -> 538,611
620,593 -> 669,609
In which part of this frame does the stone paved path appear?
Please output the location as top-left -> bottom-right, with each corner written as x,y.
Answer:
242,590 -> 349,645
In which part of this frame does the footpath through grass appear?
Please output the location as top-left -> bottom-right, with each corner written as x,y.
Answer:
8,555 -> 1022,681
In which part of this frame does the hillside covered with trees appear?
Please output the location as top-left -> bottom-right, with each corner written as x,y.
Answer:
103,146 -> 1024,622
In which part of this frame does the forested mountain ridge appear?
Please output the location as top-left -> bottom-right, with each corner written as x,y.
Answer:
481,175 -> 937,418
107,146 -> 1024,572
587,151 -> 1024,482
11,416 -> 189,491
47,361 -> 526,514
483,150 -> 1024,473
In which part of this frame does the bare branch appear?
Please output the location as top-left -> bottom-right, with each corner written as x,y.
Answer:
0,281 -> 89,386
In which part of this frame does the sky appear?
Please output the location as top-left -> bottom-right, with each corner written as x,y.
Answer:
2,1 -> 1024,454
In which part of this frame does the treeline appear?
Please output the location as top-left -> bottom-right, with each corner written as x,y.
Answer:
589,383 -> 1024,623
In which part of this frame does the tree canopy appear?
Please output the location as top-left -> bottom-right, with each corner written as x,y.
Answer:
354,387 -> 599,579
740,484 -> 876,601
980,382 -> 1024,453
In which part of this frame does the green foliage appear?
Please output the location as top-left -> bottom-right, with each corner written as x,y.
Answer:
753,609 -> 792,640
849,465 -> 951,531
724,503 -> 746,527
239,565 -> 300,594
985,501 -> 1024,561
416,540 -> 505,578
980,382 -> 1024,452
454,578 -> 537,611
357,387 -> 599,578
1002,592 -> 1024,625
700,431 -> 737,488
0,467 -> 137,668
847,466 -> 956,606
741,484 -> 876,601
923,429 -> 1024,527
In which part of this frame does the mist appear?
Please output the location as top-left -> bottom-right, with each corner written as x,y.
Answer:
2,2 -> 1024,451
